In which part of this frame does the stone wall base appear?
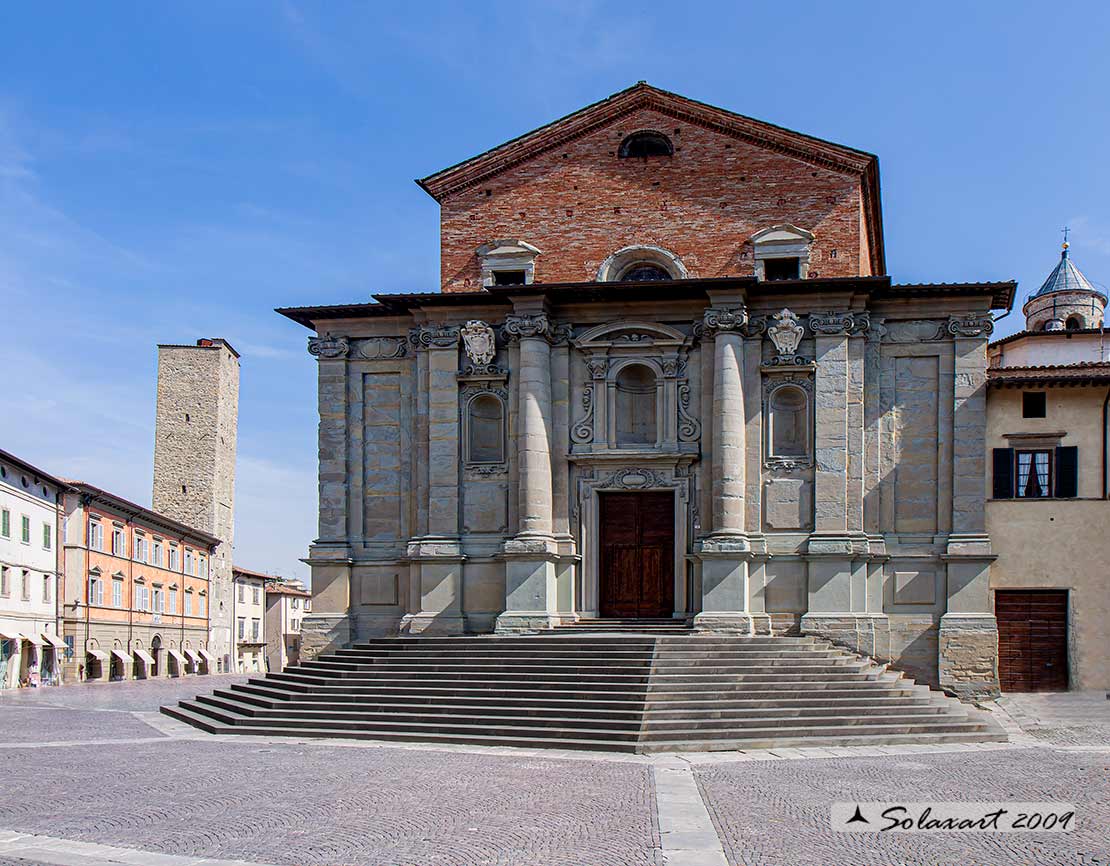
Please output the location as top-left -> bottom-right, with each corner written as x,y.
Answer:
800,613 -> 892,660
938,613 -> 1000,701
400,613 -> 466,635
299,613 -> 351,662
494,613 -> 560,634
693,612 -> 757,635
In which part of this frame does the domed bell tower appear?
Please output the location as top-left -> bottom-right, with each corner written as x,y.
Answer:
1023,235 -> 1106,332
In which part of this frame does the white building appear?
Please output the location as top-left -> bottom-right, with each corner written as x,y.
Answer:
265,579 -> 312,671
231,566 -> 272,672
0,449 -> 67,688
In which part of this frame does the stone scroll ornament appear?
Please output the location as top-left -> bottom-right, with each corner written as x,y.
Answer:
460,320 -> 496,367
807,311 -> 871,336
409,325 -> 460,349
308,334 -> 350,359
571,358 -> 608,444
947,314 -> 995,338
765,308 -> 808,366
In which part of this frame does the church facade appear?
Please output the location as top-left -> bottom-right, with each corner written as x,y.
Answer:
280,84 -> 1013,699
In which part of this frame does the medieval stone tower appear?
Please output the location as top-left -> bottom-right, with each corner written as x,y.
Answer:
152,338 -> 240,669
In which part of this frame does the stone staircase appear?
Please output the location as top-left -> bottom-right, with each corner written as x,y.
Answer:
162,634 -> 1005,753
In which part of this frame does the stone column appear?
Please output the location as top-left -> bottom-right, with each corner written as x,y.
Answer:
694,306 -> 753,633
939,314 -> 999,699
302,335 -> 353,659
497,310 -> 561,632
402,325 -> 466,635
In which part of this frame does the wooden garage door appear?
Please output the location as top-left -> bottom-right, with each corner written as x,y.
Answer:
996,590 -> 1069,692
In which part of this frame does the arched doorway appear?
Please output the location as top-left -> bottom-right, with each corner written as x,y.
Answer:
150,635 -> 162,678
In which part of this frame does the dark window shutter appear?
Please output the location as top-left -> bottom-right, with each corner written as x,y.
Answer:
1055,446 -> 1078,498
992,448 -> 1014,499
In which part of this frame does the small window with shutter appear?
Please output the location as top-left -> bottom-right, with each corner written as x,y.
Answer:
993,445 -> 1078,499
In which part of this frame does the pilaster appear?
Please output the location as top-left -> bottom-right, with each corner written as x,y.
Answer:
939,314 -> 999,700
401,324 -> 466,635
305,335 -> 353,653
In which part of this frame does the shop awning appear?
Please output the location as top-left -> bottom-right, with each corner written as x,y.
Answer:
86,649 -> 109,662
111,648 -> 133,663
41,632 -> 66,649
22,633 -> 45,646
134,649 -> 155,665
184,649 -> 201,663
198,648 -> 216,663
0,629 -> 21,641
168,649 -> 187,666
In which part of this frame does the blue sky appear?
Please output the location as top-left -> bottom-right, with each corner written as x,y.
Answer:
1,2 -> 1107,582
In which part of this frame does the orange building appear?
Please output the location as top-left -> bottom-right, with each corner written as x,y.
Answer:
62,481 -> 219,682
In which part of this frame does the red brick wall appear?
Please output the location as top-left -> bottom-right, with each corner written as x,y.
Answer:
439,107 -> 869,292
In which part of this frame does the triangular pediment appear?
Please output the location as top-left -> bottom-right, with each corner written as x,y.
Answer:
417,82 -> 878,202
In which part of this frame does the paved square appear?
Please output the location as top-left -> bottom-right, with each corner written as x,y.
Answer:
0,680 -> 1108,866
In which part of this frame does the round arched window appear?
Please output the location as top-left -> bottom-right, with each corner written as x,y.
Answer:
618,131 -> 674,158
618,263 -> 672,282
1066,315 -> 1082,330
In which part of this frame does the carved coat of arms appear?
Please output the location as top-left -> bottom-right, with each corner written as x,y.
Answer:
767,308 -> 804,359
461,320 -> 496,366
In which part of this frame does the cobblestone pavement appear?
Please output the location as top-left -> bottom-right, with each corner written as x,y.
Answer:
0,683 -> 1109,865
996,691 -> 1110,746
0,674 -> 250,713
0,739 -> 660,866
696,747 -> 1110,866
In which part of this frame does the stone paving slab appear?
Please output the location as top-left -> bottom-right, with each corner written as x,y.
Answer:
695,747 -> 1110,866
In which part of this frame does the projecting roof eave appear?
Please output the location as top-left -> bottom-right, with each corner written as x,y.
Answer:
277,275 -> 1013,330
65,480 -> 221,547
0,448 -> 71,492
414,82 -> 886,276
988,362 -> 1110,387
989,326 -> 1107,349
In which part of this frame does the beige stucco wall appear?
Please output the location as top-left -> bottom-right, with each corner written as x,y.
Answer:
986,383 -> 1110,689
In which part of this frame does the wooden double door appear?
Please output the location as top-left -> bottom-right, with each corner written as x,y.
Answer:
996,590 -> 1069,692
598,492 -> 675,618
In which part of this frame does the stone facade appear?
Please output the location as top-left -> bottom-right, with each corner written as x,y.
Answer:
152,338 -> 239,670
282,84 -> 1011,698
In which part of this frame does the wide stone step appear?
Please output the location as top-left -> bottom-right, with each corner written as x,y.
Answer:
163,633 -> 1006,753
161,704 -> 642,752
641,711 -> 971,733
196,695 -> 647,730
637,730 -> 1008,753
204,693 -> 956,726
182,700 -> 643,742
